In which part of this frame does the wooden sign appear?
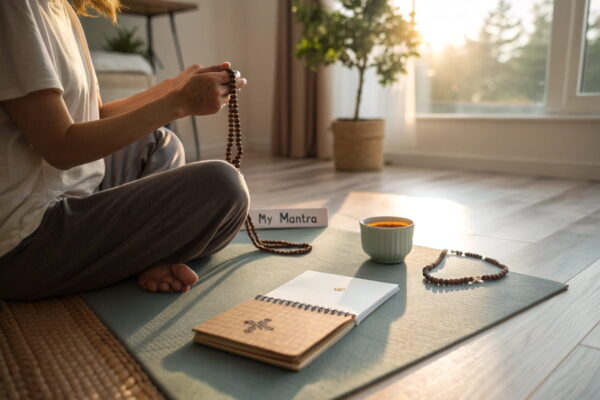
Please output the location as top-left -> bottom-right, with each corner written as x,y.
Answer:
246,208 -> 328,229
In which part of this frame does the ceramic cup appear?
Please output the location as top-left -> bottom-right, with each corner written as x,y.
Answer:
359,216 -> 414,264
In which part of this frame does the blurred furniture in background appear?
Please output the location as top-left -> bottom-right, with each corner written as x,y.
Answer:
120,0 -> 201,160
92,51 -> 155,103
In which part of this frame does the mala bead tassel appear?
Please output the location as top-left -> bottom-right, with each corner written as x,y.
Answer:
224,67 -> 311,255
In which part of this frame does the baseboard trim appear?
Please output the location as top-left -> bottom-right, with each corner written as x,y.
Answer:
184,142 -> 225,162
385,151 -> 600,180
247,141 -> 271,153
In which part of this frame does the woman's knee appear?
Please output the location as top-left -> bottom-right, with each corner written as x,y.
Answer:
185,160 -> 250,213
154,127 -> 185,168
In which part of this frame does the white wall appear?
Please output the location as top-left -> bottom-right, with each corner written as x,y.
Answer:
239,0 -> 279,152
386,116 -> 600,180
81,0 -> 278,159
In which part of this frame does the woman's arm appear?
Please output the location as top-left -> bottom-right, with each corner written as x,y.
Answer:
99,63 -> 232,118
98,78 -> 172,118
0,68 -> 246,170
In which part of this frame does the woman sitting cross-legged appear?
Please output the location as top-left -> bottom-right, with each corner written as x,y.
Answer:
0,0 -> 249,300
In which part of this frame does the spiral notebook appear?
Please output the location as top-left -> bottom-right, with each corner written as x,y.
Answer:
193,271 -> 399,370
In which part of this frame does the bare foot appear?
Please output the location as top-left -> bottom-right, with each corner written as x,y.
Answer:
137,263 -> 199,293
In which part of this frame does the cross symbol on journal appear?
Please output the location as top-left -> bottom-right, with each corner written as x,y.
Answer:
244,318 -> 274,333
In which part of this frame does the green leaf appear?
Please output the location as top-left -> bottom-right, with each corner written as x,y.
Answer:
103,26 -> 146,56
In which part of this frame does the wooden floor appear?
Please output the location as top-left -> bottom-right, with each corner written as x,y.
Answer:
241,152 -> 600,400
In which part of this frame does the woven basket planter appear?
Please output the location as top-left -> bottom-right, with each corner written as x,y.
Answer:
332,119 -> 385,171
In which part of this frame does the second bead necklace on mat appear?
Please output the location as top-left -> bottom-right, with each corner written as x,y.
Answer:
225,68 -> 312,255
423,249 -> 509,285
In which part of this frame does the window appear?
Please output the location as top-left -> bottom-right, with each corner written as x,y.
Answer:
581,0 -> 600,93
414,0 -> 600,115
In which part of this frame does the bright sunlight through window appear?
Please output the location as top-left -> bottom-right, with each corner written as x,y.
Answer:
408,0 -> 553,114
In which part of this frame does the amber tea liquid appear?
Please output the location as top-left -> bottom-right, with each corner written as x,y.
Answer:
368,221 -> 411,228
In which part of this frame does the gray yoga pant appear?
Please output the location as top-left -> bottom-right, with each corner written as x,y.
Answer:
0,128 -> 250,300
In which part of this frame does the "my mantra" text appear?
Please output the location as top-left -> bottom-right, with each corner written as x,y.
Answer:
258,212 -> 318,225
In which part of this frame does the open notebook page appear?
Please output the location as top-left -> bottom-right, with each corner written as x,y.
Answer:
266,270 -> 399,325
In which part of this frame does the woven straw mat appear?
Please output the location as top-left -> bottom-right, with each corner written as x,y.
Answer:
0,296 -> 163,400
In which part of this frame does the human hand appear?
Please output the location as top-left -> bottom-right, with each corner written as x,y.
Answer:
169,62 -> 227,89
168,62 -> 247,117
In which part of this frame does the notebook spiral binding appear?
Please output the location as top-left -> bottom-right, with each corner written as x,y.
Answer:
254,295 -> 355,317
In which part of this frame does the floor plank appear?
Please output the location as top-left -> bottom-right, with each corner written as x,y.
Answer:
472,182 -> 600,243
581,323 -> 600,349
528,346 -> 600,400
503,209 -> 600,281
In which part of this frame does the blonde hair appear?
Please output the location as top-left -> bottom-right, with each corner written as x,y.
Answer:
71,0 -> 121,23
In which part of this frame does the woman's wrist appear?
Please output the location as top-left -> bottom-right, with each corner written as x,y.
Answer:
157,78 -> 175,97
161,90 -> 186,120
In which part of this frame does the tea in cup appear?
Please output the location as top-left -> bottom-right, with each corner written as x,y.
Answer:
360,216 -> 414,264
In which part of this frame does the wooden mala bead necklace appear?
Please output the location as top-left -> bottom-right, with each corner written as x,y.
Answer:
423,249 -> 509,285
225,68 -> 312,255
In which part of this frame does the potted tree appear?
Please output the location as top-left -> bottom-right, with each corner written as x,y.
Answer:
293,0 -> 419,171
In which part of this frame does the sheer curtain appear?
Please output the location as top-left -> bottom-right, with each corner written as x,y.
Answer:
332,61 -> 417,153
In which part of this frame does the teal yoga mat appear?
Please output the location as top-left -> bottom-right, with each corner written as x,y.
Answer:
83,228 -> 567,400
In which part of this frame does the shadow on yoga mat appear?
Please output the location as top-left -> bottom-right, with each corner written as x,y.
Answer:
83,228 -> 567,400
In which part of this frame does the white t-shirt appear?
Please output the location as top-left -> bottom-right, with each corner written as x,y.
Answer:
0,0 -> 105,257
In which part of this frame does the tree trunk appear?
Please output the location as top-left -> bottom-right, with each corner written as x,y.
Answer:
354,66 -> 366,121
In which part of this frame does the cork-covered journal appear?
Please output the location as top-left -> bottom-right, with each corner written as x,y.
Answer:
193,271 -> 399,370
